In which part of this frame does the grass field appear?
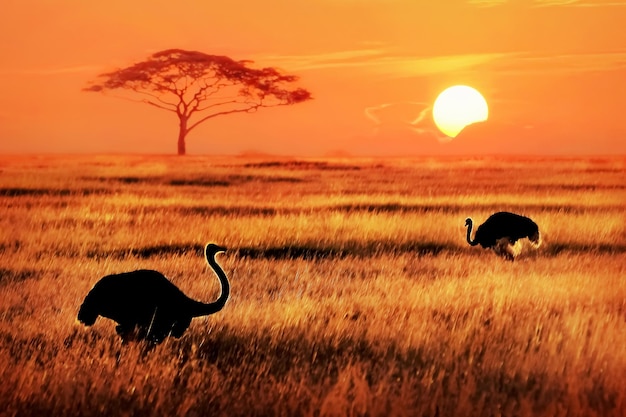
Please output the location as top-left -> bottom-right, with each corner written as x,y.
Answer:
0,154 -> 624,416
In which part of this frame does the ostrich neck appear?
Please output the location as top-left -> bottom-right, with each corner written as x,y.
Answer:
466,220 -> 478,246
191,255 -> 230,317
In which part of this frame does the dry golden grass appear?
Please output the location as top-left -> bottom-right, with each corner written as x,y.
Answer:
0,154 -> 624,416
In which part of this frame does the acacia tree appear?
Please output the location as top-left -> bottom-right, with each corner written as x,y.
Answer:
84,49 -> 312,155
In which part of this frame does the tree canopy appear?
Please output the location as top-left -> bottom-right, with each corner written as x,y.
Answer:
84,49 -> 312,155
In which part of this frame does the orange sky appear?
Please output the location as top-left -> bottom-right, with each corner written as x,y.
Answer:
1,0 -> 625,156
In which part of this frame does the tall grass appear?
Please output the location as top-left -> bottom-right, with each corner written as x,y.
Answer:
0,155 -> 624,416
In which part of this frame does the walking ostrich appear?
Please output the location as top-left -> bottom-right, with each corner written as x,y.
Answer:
465,212 -> 541,260
77,243 -> 229,343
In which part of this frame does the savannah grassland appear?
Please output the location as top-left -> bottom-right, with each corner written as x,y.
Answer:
0,154 -> 624,417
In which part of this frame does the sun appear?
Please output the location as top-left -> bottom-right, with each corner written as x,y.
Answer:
432,85 -> 488,138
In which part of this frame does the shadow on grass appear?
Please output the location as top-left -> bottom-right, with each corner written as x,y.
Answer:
84,240 -> 626,262
82,176 -> 157,185
87,241 -> 451,261
0,187 -> 111,197
81,174 -> 306,187
242,160 -> 364,171
5,316 -> 621,416
237,242 -> 448,260
167,203 -> 622,219
178,206 -> 279,217
543,243 -> 626,256
86,243 -> 205,260
0,268 -> 41,286
170,175 -> 306,186
166,324 -> 620,415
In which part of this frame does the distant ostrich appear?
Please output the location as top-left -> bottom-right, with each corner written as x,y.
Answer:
465,212 -> 541,260
77,243 -> 229,343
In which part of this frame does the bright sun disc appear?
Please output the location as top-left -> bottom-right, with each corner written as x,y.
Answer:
433,85 -> 488,137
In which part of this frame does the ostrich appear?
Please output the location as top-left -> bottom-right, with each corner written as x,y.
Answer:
77,243 -> 229,343
465,212 -> 541,260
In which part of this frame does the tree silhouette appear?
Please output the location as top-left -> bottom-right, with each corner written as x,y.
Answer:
84,49 -> 312,155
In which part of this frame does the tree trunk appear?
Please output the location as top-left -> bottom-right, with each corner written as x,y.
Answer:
177,117 -> 188,155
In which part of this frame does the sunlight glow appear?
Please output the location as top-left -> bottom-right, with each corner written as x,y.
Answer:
432,85 -> 489,138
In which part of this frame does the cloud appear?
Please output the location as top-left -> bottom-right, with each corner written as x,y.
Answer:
467,0 -> 508,6
257,49 -> 388,71
262,48 -> 626,81
489,51 -> 626,74
533,0 -> 578,5
378,52 -> 514,78
364,101 -> 430,126
470,0 -> 626,6
364,101 -> 451,142
534,0 -> 626,6
570,1 -> 626,6
0,65 -> 100,76
259,48 -> 513,78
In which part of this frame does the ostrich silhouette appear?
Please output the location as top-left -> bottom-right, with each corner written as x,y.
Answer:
77,243 -> 229,343
465,212 -> 541,260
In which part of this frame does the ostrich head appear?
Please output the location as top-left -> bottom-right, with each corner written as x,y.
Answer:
205,243 -> 227,258
465,218 -> 472,227
528,230 -> 542,247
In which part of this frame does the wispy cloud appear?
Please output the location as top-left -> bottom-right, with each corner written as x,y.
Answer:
364,101 -> 449,142
364,101 -> 430,126
259,48 -> 513,78
257,49 -> 387,71
467,0 -> 508,7
534,0 -> 626,6
468,0 -> 626,6
533,0 -> 578,5
491,51 -> 626,74
0,65 -> 100,76
260,47 -> 626,81
378,53 -> 513,78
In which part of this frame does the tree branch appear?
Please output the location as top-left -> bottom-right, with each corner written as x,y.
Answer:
96,91 -> 178,112
186,100 -> 296,133
187,105 -> 261,133
143,99 -> 178,112
128,88 -> 179,110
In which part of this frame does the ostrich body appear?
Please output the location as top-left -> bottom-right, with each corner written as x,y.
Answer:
78,243 -> 229,343
465,212 -> 541,260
